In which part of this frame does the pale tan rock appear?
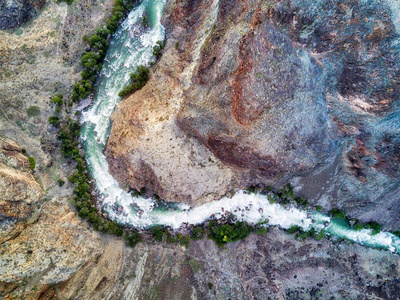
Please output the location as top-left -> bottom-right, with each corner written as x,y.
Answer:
0,200 -> 102,286
0,138 -> 43,220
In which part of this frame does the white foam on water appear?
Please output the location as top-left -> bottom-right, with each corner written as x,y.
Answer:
327,221 -> 400,252
107,191 -> 313,230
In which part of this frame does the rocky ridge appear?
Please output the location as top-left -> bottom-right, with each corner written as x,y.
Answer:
24,229 -> 400,299
0,0 -> 113,297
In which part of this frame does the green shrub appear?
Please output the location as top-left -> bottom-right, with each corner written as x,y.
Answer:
261,186 -> 272,195
392,231 -> 400,238
329,208 -> 346,219
180,235 -> 190,248
366,222 -> 382,235
49,116 -> 60,128
278,183 -> 295,201
316,205 -> 322,212
28,157 -> 35,170
150,225 -> 170,242
207,221 -> 252,247
255,226 -> 268,236
52,95 -> 63,106
353,222 -> 364,231
315,229 -> 326,240
71,80 -> 93,102
295,197 -> 309,207
124,230 -> 142,247
89,35 -> 108,50
287,225 -> 301,234
118,65 -> 149,98
58,0 -> 73,5
246,186 -> 259,194
26,106 -> 40,117
58,179 -> 65,186
267,193 -> 278,204
287,225 -> 316,241
295,231 -> 309,241
142,15 -> 148,27
152,40 -> 164,59
191,226 -> 205,240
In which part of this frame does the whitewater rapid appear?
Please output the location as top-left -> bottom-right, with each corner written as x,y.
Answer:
80,0 -> 400,253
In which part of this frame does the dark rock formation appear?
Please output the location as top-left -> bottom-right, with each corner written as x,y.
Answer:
178,1 -> 335,178
0,0 -> 45,29
272,0 -> 400,229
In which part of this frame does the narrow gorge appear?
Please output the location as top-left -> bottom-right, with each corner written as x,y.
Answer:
1,0 -> 400,299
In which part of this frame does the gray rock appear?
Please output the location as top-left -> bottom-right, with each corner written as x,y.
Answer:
0,0 -> 45,29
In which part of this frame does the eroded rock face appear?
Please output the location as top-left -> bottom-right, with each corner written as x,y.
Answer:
107,0 -> 240,205
0,199 -> 102,297
273,0 -> 400,229
0,137 -> 43,221
178,2 -> 334,177
0,0 -> 45,29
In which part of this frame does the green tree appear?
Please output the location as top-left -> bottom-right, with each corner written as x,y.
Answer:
48,116 -> 60,128
28,157 -> 35,170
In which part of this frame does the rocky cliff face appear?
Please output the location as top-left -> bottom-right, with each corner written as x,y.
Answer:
0,0 -> 45,29
0,137 -> 43,221
107,0 -> 400,228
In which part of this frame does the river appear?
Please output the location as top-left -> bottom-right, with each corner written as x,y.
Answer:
80,0 -> 400,253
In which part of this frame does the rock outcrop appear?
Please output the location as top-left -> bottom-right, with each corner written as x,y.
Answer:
107,0 -> 400,228
107,0 -> 240,205
0,199 -> 102,298
0,137 -> 43,221
0,0 -> 45,29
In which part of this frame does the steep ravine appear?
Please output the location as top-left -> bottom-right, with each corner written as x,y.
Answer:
1,0 -> 400,299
